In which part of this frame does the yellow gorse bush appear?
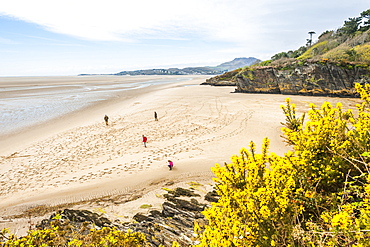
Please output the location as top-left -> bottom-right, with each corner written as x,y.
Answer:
196,83 -> 370,246
282,99 -> 358,193
0,216 -> 147,247
195,139 -> 303,246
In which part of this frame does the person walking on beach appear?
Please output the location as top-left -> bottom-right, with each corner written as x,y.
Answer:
104,115 -> 109,126
168,160 -> 174,170
154,111 -> 158,121
142,135 -> 147,148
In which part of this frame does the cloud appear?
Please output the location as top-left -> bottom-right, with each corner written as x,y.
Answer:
1,0 -> 369,77
0,0 -> 290,43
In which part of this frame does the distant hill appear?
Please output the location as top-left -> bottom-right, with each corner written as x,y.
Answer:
113,57 -> 260,76
212,57 -> 261,71
114,67 -> 221,76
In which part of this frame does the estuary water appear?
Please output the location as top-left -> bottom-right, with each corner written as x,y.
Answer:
0,75 -> 195,137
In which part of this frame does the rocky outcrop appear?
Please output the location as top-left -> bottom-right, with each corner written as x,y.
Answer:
37,208 -> 118,229
204,61 -> 370,97
201,70 -> 239,86
37,187 -> 220,247
128,197 -> 207,246
125,187 -> 217,246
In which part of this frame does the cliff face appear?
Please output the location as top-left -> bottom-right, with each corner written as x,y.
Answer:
233,62 -> 370,97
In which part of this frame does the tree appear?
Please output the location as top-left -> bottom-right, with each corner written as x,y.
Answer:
306,31 -> 316,47
360,9 -> 370,31
339,17 -> 362,35
271,52 -> 289,61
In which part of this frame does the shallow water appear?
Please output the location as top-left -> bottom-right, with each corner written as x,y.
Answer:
0,76 -> 193,136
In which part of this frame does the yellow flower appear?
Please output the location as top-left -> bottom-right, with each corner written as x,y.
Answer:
331,211 -> 351,230
259,206 -> 271,219
304,191 -> 315,198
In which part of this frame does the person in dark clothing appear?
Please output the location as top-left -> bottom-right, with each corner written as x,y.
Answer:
104,115 -> 109,126
154,111 -> 158,121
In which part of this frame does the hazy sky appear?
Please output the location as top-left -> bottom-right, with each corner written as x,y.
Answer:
0,0 -> 369,76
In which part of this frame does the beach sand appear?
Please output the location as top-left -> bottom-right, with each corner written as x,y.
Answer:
0,75 -> 362,235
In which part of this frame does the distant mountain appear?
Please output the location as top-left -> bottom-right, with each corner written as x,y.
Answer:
212,57 -> 261,71
113,57 -> 260,76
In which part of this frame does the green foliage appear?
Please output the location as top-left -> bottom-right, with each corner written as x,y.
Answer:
318,30 -> 334,41
297,60 -> 305,66
339,17 -> 362,35
322,45 -> 352,61
271,46 -> 308,61
242,71 -> 255,80
354,44 -> 370,64
360,9 -> 370,32
271,51 -> 289,61
297,41 -> 328,60
255,60 -> 272,66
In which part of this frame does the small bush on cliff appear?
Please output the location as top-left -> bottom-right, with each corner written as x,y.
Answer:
255,60 -> 272,66
195,83 -> 370,246
297,41 -> 329,60
354,44 -> 370,64
322,45 -> 353,61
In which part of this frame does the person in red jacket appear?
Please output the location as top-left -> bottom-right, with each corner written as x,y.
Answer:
168,160 -> 174,170
142,135 -> 147,148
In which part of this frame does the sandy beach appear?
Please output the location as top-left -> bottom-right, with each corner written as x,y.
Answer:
0,75 -> 362,235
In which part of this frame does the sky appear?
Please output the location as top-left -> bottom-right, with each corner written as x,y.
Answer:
0,0 -> 369,76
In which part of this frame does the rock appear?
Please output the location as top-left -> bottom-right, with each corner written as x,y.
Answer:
127,187 -> 209,246
148,210 -> 162,218
165,197 -> 205,212
133,213 -> 150,222
205,190 -> 220,202
205,61 -> 370,97
168,187 -> 200,197
37,208 -> 115,230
